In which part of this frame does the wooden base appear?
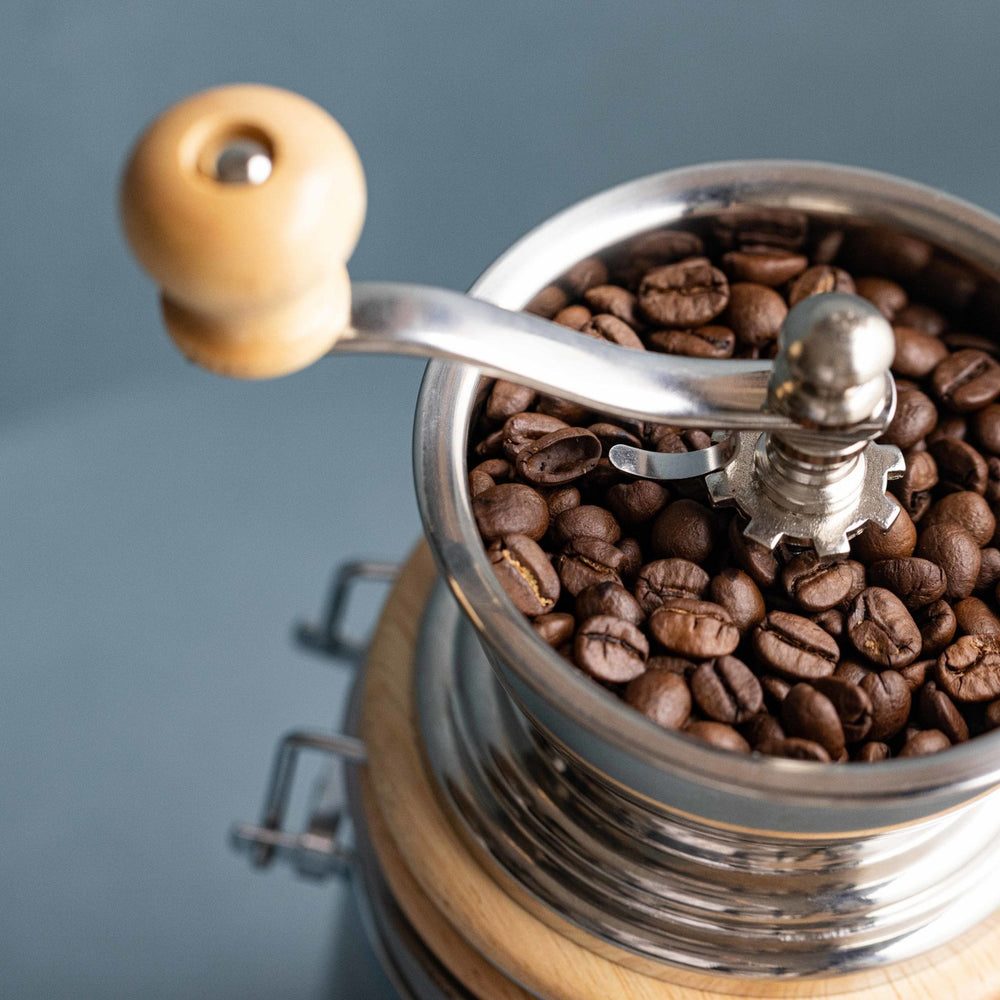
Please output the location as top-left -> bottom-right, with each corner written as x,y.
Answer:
358,542 -> 1000,1000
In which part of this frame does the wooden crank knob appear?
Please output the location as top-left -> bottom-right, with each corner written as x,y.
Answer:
120,84 -> 366,378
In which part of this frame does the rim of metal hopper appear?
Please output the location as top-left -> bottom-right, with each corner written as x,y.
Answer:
414,159 -> 1000,810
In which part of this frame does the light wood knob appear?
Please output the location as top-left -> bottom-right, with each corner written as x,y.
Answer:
120,84 -> 366,378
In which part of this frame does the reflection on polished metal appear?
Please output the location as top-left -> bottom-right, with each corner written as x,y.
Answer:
706,294 -> 905,556
342,282 -> 776,430
416,577 -> 1000,980
213,138 -> 273,184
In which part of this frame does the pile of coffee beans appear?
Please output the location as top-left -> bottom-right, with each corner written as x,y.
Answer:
468,210 -> 1000,762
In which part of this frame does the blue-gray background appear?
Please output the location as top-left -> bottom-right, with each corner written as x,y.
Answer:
5,3 -> 1000,997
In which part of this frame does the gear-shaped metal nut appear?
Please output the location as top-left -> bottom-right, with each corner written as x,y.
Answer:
705,432 -> 905,557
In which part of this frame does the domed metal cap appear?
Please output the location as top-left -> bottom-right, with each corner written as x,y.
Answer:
768,292 -> 895,428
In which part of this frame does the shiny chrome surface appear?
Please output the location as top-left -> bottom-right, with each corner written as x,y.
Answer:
416,577 -> 1000,980
410,161 -> 1000,976
342,282 -> 778,429
213,138 -> 273,184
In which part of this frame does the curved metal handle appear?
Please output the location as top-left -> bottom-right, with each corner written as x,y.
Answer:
343,282 -> 784,430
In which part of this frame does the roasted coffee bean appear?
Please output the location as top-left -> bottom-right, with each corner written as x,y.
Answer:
646,424 -> 688,453
974,403 -> 1000,454
986,699 -> 1000,731
835,659 -> 874,685
843,227 -> 932,279
756,737 -> 831,762
635,558 -> 710,614
649,599 -> 740,658
556,537 -> 626,596
502,412 -> 568,460
486,381 -> 537,423
761,673 -> 792,706
899,658 -> 933,692
650,499 -> 720,563
552,304 -> 592,330
581,313 -> 645,350
488,534 -> 560,616
896,301 -> 946,335
753,611 -> 839,680
855,741 -> 891,762
918,681 -> 969,743
729,518 -> 779,587
781,684 -> 846,758
890,449 -> 938,521
813,677 -> 874,743
622,229 -> 705,274
932,349 -> 1000,412
943,331 -> 1000,358
553,505 -> 621,545
722,245 -> 809,288
531,612 -> 576,647
812,608 -> 845,638
927,414 -> 968,445
583,284 -> 639,327
535,394 -> 592,425
856,277 -> 908,319
928,438 -> 988,494
638,259 -> 730,326
860,670 -> 912,741
690,656 -> 763,724
742,712 -> 786,748
954,597 -> 1000,636
921,491 -> 995,545
545,485 -> 581,518
606,479 -> 669,527
473,457 -> 513,481
937,634 -> 1000,702
892,326 -> 949,378
575,615 -> 649,683
684,720 -> 751,753
617,537 -> 643,584
525,284 -> 568,318
881,383 -> 938,450
866,558 -> 947,609
977,548 -> 1000,590
469,468 -> 495,497
787,265 -> 855,307
588,422 -> 642,454
682,429 -> 713,450
624,669 -> 691,729
722,246 -> 808,286
576,581 -> 644,625
916,599 -> 957,655
898,729 -> 951,757
781,552 -> 862,612
648,326 -> 735,358
916,522 -> 981,600
988,456 -> 1000,505
473,426 -> 505,458
710,567 -> 766,633
647,655 -> 698,676
561,256 -> 608,296
473,483 -> 549,541
851,499 -> 917,563
516,427 -> 602,485
724,282 -> 788,346
847,587 -> 921,668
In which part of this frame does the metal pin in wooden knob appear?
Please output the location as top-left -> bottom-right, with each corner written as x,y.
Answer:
120,84 -> 366,378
